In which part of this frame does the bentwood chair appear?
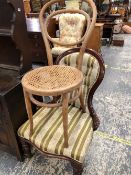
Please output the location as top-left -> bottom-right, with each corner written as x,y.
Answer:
39,0 -> 95,66
18,0 -> 105,174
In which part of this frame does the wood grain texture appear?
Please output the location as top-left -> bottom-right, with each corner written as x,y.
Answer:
62,93 -> 69,147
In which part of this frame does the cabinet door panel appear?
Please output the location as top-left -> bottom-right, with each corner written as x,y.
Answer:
0,128 -> 9,145
0,101 -> 9,146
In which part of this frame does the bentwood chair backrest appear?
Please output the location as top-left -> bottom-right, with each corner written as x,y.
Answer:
39,0 -> 97,70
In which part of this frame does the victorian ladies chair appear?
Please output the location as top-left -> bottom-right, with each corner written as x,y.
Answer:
18,0 -> 105,174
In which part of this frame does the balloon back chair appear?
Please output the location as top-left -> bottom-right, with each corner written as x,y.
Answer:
18,0 -> 105,174
39,0 -> 96,65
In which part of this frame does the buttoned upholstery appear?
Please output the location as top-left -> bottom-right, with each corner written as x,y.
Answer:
59,52 -> 99,109
52,13 -> 86,56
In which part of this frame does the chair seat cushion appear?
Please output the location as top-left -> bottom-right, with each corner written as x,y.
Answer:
51,38 -> 75,56
52,46 -> 72,56
18,106 -> 93,163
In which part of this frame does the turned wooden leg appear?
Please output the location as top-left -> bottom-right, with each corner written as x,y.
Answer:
70,161 -> 83,175
19,137 -> 32,158
62,93 -> 69,148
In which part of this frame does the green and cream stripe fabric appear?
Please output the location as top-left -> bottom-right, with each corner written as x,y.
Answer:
18,106 -> 93,163
59,52 -> 100,108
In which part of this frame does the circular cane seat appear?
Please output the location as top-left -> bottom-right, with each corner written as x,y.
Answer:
22,65 -> 83,96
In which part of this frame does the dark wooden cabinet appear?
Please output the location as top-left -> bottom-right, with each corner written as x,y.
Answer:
26,17 -> 56,64
28,32 -> 48,64
26,17 -> 48,64
0,0 -> 32,74
0,0 -> 32,160
0,69 -> 27,160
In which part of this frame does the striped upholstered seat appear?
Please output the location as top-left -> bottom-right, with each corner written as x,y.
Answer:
18,106 -> 93,163
59,52 -> 100,109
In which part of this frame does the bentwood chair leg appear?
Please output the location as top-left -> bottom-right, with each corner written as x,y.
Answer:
23,90 -> 33,137
79,89 -> 86,113
62,93 -> 69,148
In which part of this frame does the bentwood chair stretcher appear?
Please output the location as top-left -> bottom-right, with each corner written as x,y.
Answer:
22,65 -> 85,147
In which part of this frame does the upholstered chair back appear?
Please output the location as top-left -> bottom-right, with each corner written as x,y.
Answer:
51,13 -> 86,56
59,13 -> 86,44
58,49 -> 100,109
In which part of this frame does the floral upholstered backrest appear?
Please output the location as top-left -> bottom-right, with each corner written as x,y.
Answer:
51,13 -> 86,56
59,13 -> 86,45
59,52 -> 100,109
